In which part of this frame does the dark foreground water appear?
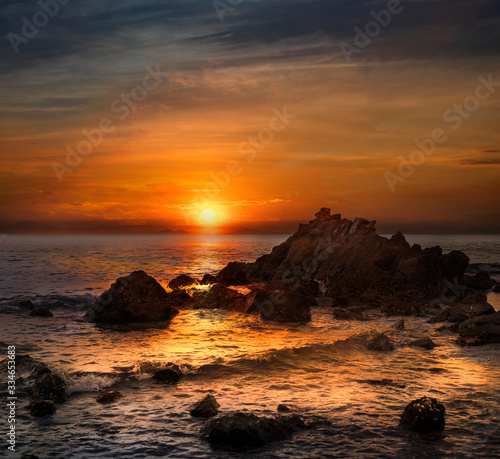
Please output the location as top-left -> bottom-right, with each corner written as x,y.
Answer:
0,234 -> 499,458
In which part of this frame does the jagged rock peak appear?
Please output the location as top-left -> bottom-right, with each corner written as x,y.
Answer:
311,208 -> 341,223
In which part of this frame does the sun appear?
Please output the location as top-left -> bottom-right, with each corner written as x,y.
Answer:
200,208 -> 216,223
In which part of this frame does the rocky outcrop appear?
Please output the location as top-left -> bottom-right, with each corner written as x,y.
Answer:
463,271 -> 495,290
458,311 -> 500,344
400,396 -> 445,433
201,273 -> 217,284
201,412 -> 305,449
190,394 -> 220,418
226,208 -> 470,312
168,274 -> 198,290
86,271 -> 179,323
433,290 -> 495,323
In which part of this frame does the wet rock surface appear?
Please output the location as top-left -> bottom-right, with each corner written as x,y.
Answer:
408,338 -> 436,350
86,270 -> 179,323
400,396 -> 445,433
168,274 -> 198,290
458,311 -> 500,344
153,364 -> 183,384
30,400 -> 57,417
190,394 -> 220,418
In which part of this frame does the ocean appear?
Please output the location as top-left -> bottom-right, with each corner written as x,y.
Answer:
0,234 -> 499,458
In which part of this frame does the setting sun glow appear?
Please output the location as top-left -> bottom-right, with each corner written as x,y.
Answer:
200,208 -> 216,223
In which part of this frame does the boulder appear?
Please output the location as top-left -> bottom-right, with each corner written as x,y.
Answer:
463,271 -> 495,290
153,364 -> 183,384
193,284 -> 248,312
408,338 -> 436,350
216,262 -> 249,285
251,284 -> 311,323
31,372 -> 66,403
239,208 -> 469,310
86,271 -> 179,323
190,394 -> 220,418
394,319 -> 405,331
168,274 -> 198,290
366,333 -> 394,351
458,311 -> 500,344
96,390 -> 124,404
30,400 -> 57,417
29,307 -> 53,317
200,412 -> 305,449
400,396 -> 445,433
201,273 -> 217,285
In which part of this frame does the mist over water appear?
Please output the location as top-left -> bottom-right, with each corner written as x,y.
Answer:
0,234 -> 499,458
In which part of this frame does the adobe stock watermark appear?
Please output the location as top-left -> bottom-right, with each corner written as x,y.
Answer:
180,106 -> 296,224
7,0 -> 70,54
340,0 -> 411,63
213,0 -> 244,21
52,64 -> 169,182
385,74 -> 500,192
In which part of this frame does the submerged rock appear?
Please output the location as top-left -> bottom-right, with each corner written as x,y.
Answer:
458,311 -> 500,344
366,333 -> 395,351
97,390 -> 124,404
408,338 -> 436,350
400,396 -> 445,433
201,412 -> 305,449
190,394 -> 220,418
30,400 -> 57,417
86,271 -> 179,324
168,274 -> 198,290
29,307 -> 53,317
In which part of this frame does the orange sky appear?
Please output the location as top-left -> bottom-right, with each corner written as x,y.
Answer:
1,1 -> 499,233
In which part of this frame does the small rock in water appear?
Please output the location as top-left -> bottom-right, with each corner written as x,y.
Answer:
96,390 -> 124,404
18,300 -> 35,310
190,394 -> 220,418
366,333 -> 395,351
409,338 -> 436,349
29,307 -> 53,317
201,412 -> 305,449
168,274 -> 198,290
30,400 -> 57,417
400,396 -> 445,433
31,372 -> 66,403
277,404 -> 292,413
153,365 -> 182,384
394,319 -> 405,331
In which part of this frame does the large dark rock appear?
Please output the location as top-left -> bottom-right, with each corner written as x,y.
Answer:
190,394 -> 220,418
31,372 -> 66,403
30,400 -> 57,417
458,311 -> 500,344
493,284 -> 500,293
250,283 -> 312,323
201,273 -> 217,285
86,271 -> 179,323
238,208 -> 469,311
463,271 -> 495,290
194,284 -> 249,312
168,274 -> 198,290
201,412 -> 305,449
216,262 -> 249,285
400,396 -> 445,433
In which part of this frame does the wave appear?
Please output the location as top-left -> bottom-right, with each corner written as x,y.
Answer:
66,373 -> 117,395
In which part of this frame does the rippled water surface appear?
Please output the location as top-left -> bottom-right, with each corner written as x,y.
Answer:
0,234 -> 499,458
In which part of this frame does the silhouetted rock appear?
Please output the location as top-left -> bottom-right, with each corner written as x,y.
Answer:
235,208 -> 469,313
463,271 -> 495,290
459,311 -> 500,344
250,283 -> 312,323
29,307 -> 53,317
216,262 -> 249,285
97,390 -> 124,404
31,372 -> 66,403
201,273 -> 217,284
168,274 -> 198,290
194,284 -> 248,312
18,300 -> 35,310
400,396 -> 445,433
409,338 -> 436,349
190,394 -> 220,418
30,400 -> 57,417
153,364 -> 182,384
86,271 -> 179,323
492,284 -> 500,293
201,412 -> 305,449
366,333 -> 394,351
